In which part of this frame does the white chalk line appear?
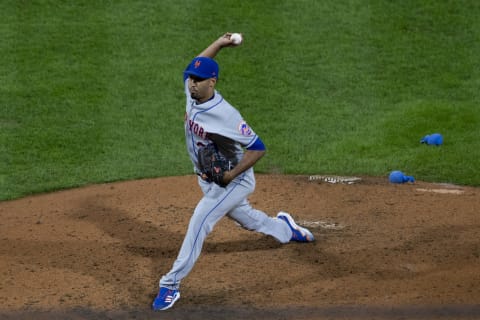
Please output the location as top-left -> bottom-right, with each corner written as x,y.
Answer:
298,220 -> 345,230
416,188 -> 464,194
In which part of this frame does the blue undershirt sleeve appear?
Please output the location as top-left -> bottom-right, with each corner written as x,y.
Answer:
246,137 -> 266,151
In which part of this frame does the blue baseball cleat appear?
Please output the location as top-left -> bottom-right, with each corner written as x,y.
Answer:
152,287 -> 180,311
277,212 -> 315,242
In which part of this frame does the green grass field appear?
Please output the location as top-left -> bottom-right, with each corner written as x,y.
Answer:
1,0 -> 479,200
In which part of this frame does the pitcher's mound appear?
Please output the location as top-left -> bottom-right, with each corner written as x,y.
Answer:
0,174 -> 479,319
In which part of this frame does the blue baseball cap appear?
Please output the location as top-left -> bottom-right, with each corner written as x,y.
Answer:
389,170 -> 415,184
420,133 -> 443,145
185,57 -> 219,79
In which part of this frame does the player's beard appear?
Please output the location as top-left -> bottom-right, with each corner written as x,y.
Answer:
189,86 -> 203,101
189,84 -> 213,103
190,91 -> 200,101
190,90 -> 209,103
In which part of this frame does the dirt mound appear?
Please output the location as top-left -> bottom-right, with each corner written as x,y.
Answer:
1,174 -> 479,319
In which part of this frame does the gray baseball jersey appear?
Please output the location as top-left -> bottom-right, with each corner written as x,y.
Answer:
184,84 -> 258,177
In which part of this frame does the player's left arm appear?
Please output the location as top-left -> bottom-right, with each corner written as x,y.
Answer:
222,137 -> 266,184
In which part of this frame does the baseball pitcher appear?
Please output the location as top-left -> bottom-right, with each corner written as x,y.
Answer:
152,33 -> 315,311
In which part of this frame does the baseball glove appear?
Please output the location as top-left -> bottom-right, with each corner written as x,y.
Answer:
197,143 -> 232,187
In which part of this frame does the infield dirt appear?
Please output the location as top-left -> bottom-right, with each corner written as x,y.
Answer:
1,174 -> 479,319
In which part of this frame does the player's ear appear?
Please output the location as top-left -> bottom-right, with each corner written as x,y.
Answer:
209,78 -> 217,87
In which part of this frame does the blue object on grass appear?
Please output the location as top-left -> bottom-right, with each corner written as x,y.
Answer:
389,170 -> 415,184
420,133 -> 443,145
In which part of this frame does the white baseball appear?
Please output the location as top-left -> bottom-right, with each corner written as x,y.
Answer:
230,33 -> 242,45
